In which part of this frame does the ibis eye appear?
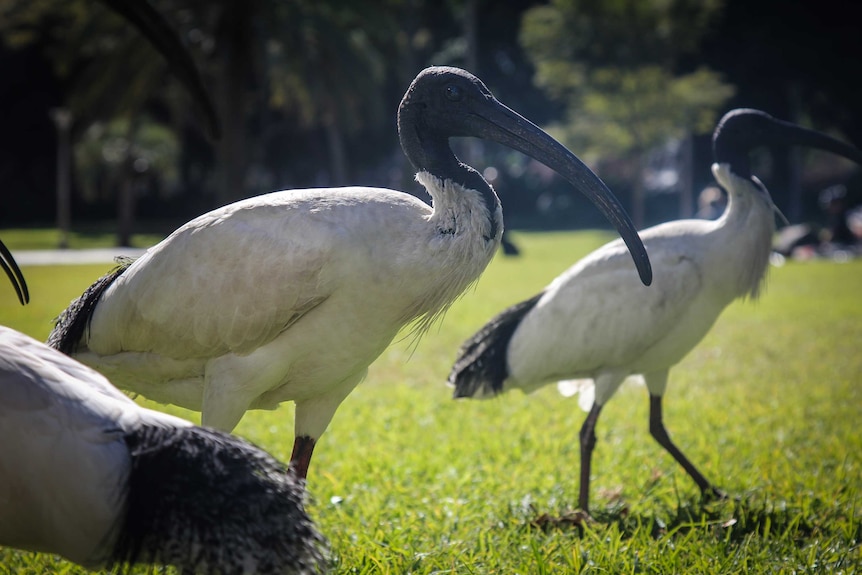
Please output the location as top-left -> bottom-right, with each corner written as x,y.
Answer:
445,84 -> 463,102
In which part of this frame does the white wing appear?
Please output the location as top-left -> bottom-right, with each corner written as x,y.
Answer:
0,326 -> 188,565
87,187 -> 433,358
508,225 -> 712,384
0,327 -> 129,564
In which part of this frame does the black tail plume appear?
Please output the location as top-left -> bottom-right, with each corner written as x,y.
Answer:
47,259 -> 133,354
449,293 -> 543,398
111,424 -> 327,575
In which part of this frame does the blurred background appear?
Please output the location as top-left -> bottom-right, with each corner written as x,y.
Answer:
0,0 -> 859,247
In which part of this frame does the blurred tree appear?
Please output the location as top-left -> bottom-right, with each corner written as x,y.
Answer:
147,0 -> 405,203
75,117 -> 179,246
520,0 -> 735,227
0,1 -> 184,125
0,0 -> 404,225
260,0 -> 396,187
0,0 -> 196,245
696,0 -> 862,223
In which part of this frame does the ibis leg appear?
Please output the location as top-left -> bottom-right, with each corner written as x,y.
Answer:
578,403 -> 604,513
290,435 -> 316,479
648,394 -> 725,500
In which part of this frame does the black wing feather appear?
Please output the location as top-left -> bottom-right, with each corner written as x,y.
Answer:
48,259 -> 133,354
449,292 -> 543,398
111,424 -> 326,574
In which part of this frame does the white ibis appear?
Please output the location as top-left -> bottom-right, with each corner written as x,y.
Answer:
48,66 -> 652,480
449,109 -> 862,514
0,325 -> 325,573
0,240 -> 28,305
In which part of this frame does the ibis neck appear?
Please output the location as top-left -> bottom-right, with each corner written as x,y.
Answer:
713,181 -> 775,300
399,119 -> 501,240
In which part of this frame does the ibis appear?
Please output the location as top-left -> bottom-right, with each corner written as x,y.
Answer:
449,109 -> 862,514
0,325 -> 325,573
0,239 -> 28,305
48,67 -> 652,480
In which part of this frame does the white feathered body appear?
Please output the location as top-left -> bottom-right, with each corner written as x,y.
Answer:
73,174 -> 501,433
1,326 -> 327,573
0,326 -> 189,567
503,163 -> 775,404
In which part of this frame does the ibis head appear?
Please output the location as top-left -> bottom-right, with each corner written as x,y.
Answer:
0,239 -> 28,305
47,66 -> 651,484
714,108 -> 862,180
399,66 -> 652,286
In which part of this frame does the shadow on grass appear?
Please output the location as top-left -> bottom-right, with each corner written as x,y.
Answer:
522,492 -> 860,546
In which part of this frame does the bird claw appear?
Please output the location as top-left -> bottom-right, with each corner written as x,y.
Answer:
530,508 -> 593,530
703,485 -> 729,502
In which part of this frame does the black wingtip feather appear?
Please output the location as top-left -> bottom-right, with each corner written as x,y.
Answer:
47,258 -> 133,354
449,293 -> 543,398
111,424 -> 327,575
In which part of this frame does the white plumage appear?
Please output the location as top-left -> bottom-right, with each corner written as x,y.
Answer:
67,184 -> 498,433
449,109 -> 862,514
49,67 -> 651,479
506,165 -> 773,393
0,325 -> 325,573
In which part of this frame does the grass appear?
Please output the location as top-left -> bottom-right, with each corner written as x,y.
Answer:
0,226 -> 169,250
1,229 -> 860,574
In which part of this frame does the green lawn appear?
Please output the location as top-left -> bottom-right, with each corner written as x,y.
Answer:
1,230 -> 860,574
0,226 -> 168,250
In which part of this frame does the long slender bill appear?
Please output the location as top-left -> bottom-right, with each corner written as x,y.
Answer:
472,99 -> 652,286
765,119 -> 862,165
715,109 -> 862,168
0,239 -> 28,305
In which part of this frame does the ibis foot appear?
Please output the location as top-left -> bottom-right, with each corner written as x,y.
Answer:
702,485 -> 729,502
531,508 -> 593,530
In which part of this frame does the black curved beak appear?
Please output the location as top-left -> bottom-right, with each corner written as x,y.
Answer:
470,98 -> 652,286
98,0 -> 220,139
0,239 -> 28,305
714,109 -> 862,175
764,120 -> 862,165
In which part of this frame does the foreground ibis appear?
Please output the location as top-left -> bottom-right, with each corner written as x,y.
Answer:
449,109 -> 862,514
0,325 -> 325,573
0,240 -> 28,305
48,67 -> 652,480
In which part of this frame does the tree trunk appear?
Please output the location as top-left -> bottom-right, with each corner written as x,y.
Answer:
462,0 -> 482,168
325,121 -> 348,186
633,152 -> 647,229
117,174 -> 134,247
678,132 -> 693,218
116,118 -> 142,247
214,0 -> 256,205
786,82 -> 803,222
50,108 -> 73,249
